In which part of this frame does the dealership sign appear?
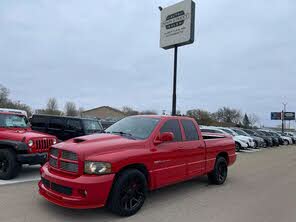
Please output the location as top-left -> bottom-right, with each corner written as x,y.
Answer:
283,112 -> 295,120
271,112 -> 282,120
271,112 -> 295,120
160,0 -> 195,49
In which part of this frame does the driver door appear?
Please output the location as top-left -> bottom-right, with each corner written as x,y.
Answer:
151,119 -> 187,188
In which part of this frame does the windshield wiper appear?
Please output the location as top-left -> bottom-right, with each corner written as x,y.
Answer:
107,131 -> 136,140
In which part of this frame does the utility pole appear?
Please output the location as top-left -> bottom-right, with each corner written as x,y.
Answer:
282,102 -> 287,133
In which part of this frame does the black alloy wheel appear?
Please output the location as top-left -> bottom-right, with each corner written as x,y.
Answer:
108,169 -> 147,216
0,149 -> 20,180
208,156 -> 228,185
0,155 -> 9,174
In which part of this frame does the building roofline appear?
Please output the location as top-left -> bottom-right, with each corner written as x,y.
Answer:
82,106 -> 125,115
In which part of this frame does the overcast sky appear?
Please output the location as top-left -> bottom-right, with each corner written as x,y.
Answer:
0,0 -> 295,127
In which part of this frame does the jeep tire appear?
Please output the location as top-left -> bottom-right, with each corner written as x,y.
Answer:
0,149 -> 20,180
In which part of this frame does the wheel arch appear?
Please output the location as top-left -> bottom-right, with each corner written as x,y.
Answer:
216,152 -> 229,164
115,163 -> 150,187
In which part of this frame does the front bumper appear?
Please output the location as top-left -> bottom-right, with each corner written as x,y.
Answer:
39,163 -> 115,209
248,141 -> 255,148
17,153 -> 48,165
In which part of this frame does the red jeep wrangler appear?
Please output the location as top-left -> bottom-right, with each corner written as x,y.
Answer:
39,115 -> 236,216
0,109 -> 57,180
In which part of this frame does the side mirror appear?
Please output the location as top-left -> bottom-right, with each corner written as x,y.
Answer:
154,132 -> 174,145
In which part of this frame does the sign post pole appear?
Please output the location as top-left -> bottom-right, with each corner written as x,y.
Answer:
159,0 -> 195,116
282,110 -> 284,133
172,46 -> 178,116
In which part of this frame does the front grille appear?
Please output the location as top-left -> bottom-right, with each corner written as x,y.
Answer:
51,182 -> 72,195
50,148 -> 59,157
61,150 -> 78,161
41,177 -> 50,188
41,177 -> 72,196
49,149 -> 79,174
35,138 -> 54,152
49,157 -> 58,167
60,161 -> 78,173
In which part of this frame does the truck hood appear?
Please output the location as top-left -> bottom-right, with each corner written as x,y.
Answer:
0,128 -> 55,141
53,133 -> 146,158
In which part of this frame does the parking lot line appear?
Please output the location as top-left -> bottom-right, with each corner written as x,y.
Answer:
0,165 -> 40,186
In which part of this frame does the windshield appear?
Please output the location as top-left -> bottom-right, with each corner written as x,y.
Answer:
243,129 -> 256,136
105,116 -> 160,140
0,114 -> 29,128
232,129 -> 248,136
219,128 -> 235,136
83,119 -> 103,134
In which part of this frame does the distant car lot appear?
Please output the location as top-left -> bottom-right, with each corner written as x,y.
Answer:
1,145 -> 296,222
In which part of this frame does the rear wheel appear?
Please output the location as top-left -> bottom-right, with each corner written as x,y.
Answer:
283,140 -> 289,146
0,149 -> 20,180
108,169 -> 147,216
208,156 -> 228,185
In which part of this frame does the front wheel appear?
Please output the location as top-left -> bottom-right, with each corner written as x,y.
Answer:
108,169 -> 147,216
0,149 -> 20,180
208,156 -> 228,185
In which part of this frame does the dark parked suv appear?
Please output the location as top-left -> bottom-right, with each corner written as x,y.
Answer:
30,115 -> 104,141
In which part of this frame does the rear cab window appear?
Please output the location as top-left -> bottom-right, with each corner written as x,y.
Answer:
181,119 -> 199,141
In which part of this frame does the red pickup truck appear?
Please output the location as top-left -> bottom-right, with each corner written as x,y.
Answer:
39,115 -> 236,216
0,109 -> 57,180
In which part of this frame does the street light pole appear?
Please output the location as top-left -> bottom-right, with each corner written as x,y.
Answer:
282,102 -> 287,133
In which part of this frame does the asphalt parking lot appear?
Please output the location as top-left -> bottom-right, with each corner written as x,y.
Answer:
1,146 -> 296,222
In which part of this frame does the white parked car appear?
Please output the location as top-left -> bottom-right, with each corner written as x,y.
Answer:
218,127 -> 256,150
200,126 -> 248,152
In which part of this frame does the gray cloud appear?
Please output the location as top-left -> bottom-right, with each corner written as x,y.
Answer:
0,0 -> 295,127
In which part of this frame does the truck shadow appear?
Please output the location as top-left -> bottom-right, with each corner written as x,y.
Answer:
38,176 -> 212,221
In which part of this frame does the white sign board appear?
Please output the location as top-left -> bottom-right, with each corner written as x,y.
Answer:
160,0 -> 195,49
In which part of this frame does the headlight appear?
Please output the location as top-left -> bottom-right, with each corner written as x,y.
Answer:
84,161 -> 111,175
28,140 -> 33,147
53,138 -> 57,144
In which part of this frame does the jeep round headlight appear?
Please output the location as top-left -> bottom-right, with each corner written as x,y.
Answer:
84,161 -> 111,175
28,140 -> 33,147
53,138 -> 57,144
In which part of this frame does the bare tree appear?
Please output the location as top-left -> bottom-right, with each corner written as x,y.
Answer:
78,107 -> 85,117
122,106 -> 139,116
0,84 -> 9,106
213,107 -> 242,124
140,110 -> 158,115
64,102 -> 78,116
187,109 -> 215,125
37,98 -> 62,115
46,98 -> 58,111
249,113 -> 259,127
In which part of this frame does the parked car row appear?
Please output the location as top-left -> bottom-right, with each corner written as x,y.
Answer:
200,125 -> 295,152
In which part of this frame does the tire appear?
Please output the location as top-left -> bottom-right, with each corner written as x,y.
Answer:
254,141 -> 258,149
208,156 -> 228,185
235,142 -> 241,152
107,169 -> 148,216
283,140 -> 289,146
0,149 -> 20,180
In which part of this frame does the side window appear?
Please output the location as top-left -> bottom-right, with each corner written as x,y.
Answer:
181,120 -> 199,141
66,119 -> 82,131
48,118 -> 64,130
31,117 -> 47,128
160,119 -> 182,142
